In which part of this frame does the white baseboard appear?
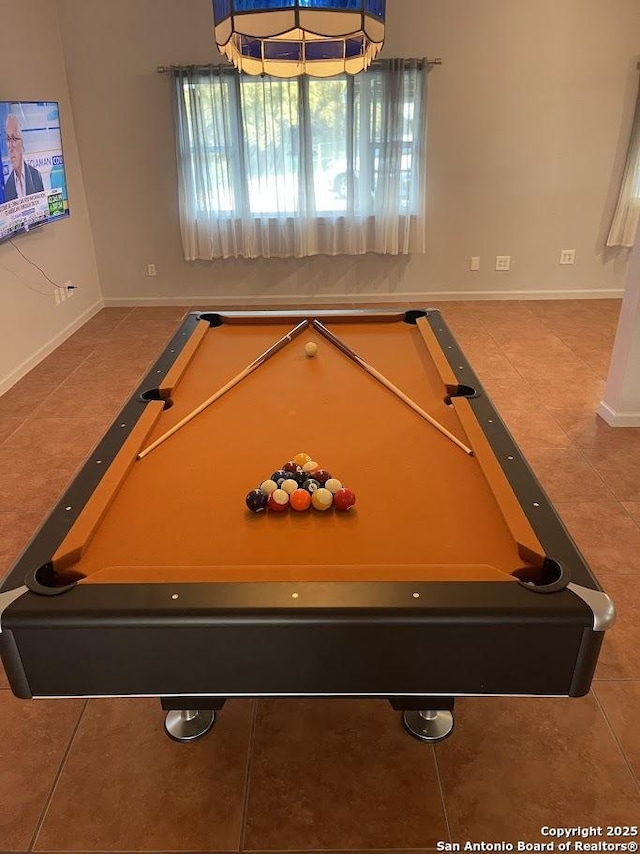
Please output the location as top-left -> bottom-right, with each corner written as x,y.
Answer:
0,299 -> 104,397
103,288 -> 624,307
597,401 -> 640,427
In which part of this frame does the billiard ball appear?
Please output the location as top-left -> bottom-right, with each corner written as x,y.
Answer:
293,452 -> 312,466
268,489 -> 289,512
312,469 -> 331,485
292,466 -> 307,484
290,489 -> 312,511
281,464 -> 305,484
246,489 -> 268,513
311,488 -> 333,511
270,470 -> 290,488
281,478 -> 299,495
302,478 -> 321,493
302,460 -> 320,474
334,488 -> 356,511
304,342 -> 318,358
259,479 -> 278,496
324,478 -> 343,494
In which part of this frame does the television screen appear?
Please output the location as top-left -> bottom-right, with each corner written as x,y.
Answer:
0,101 -> 69,244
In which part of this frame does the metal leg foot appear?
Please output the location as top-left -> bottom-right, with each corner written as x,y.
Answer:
164,709 -> 216,742
402,709 -> 454,743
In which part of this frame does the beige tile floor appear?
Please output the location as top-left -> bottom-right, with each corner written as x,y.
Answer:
0,300 -> 638,853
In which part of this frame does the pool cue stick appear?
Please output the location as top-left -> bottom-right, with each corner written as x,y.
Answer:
312,320 -> 473,457
138,320 -> 309,460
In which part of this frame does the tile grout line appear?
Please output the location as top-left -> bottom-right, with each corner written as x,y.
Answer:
27,699 -> 89,853
554,494 -> 640,546
22,344 -> 105,424
0,418 -> 31,449
476,326 -> 559,423
618,501 -> 640,532
591,687 -> 640,796
432,745 -> 453,844
239,700 -> 259,853
492,329 -> 620,501
474,326 -> 626,518
627,516 -> 640,533
545,323 -> 615,375
572,445 -> 624,504
536,403 -> 573,447
15,307 -> 138,427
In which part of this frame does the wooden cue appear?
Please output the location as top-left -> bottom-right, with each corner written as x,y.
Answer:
138,320 -> 310,460
312,320 -> 474,457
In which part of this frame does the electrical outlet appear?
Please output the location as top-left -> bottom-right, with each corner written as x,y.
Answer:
147,264 -> 157,277
560,249 -> 576,265
470,257 -> 480,271
65,281 -> 76,298
496,255 -> 511,271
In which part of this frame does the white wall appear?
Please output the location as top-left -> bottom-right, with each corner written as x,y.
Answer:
56,0 -> 639,305
0,0 -> 102,392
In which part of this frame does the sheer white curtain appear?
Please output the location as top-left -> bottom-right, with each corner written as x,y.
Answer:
172,59 -> 427,260
608,81 -> 640,248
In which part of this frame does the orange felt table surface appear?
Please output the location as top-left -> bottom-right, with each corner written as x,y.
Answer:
51,311 -> 545,585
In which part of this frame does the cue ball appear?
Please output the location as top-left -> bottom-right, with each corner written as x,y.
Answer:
304,342 -> 318,358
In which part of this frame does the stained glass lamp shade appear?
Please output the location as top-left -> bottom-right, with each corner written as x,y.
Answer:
213,0 -> 386,78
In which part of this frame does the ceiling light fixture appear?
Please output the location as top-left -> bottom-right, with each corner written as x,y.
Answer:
213,0 -> 386,78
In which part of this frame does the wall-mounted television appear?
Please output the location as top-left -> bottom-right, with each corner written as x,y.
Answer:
0,101 -> 69,244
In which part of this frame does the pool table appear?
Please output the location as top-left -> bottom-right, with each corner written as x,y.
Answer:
0,309 -> 615,743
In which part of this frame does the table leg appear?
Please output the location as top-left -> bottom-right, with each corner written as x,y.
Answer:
164,709 -> 216,742
402,709 -> 455,743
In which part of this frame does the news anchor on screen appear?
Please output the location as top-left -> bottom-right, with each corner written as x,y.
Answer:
4,114 -> 44,200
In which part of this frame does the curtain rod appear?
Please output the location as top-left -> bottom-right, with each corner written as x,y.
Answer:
156,58 -> 442,74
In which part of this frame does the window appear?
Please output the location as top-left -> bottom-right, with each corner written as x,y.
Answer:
172,59 -> 426,259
